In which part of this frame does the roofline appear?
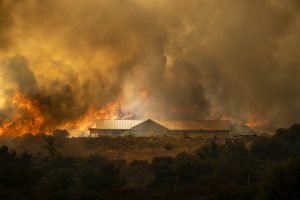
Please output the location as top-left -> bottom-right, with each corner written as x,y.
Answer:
89,128 -> 128,131
93,119 -> 232,131
89,128 -> 231,131
130,119 -> 170,131
95,119 -> 232,121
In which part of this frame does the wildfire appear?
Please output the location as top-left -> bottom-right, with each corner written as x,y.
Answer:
0,92 -> 271,137
59,97 -> 133,134
0,91 -> 134,136
245,117 -> 270,128
0,92 -> 44,136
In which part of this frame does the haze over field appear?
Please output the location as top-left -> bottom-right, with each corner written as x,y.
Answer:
1,0 -> 300,135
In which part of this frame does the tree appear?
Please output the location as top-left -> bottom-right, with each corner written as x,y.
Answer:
42,134 -> 57,157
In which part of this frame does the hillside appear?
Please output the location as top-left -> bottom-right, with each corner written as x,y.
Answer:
0,134 -> 251,161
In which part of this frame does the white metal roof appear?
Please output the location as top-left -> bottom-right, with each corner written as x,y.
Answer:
95,119 -> 231,131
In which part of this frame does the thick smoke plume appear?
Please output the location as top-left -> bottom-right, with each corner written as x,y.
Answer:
1,0 -> 300,135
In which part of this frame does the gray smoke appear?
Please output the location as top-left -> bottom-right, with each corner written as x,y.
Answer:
0,0 -> 300,134
0,56 -> 37,121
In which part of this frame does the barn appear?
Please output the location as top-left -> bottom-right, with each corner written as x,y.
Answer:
89,119 -> 232,137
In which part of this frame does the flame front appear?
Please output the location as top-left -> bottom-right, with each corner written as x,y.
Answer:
0,91 -> 134,136
0,92 -> 44,136
59,97 -> 134,135
0,92 -> 272,136
245,116 -> 270,128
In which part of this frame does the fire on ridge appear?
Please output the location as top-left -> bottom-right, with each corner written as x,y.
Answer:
0,90 -> 270,137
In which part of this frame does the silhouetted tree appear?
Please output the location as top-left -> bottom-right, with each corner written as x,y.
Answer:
42,134 -> 57,157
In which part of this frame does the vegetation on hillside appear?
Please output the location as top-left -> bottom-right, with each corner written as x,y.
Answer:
0,124 -> 299,199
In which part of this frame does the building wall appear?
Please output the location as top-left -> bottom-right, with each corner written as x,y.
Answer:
130,120 -> 170,137
170,130 -> 230,137
89,129 -> 124,137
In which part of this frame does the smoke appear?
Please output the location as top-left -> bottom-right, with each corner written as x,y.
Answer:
1,0 -> 300,134
0,0 -> 17,51
0,56 -> 37,119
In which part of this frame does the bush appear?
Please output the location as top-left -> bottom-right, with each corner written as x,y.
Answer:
0,123 -> 300,199
163,143 -> 174,151
151,156 -> 175,185
262,158 -> 300,200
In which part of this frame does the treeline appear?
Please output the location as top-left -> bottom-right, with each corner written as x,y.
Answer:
0,125 -> 300,200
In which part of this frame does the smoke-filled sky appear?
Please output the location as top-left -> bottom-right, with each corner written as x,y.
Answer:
1,0 -> 300,132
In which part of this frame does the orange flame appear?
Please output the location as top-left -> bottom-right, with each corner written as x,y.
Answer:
0,92 -> 44,136
59,97 -> 133,134
245,116 -> 270,128
0,92 -> 134,136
